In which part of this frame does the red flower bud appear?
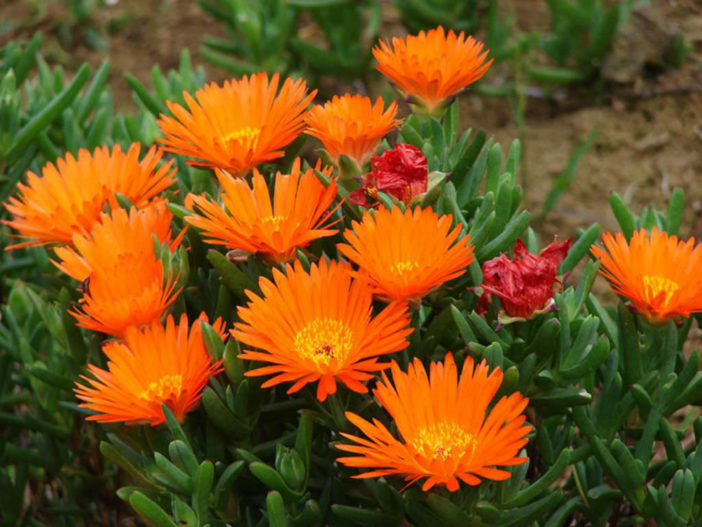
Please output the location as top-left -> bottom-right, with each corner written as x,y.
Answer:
351,144 -> 428,207
478,238 -> 572,320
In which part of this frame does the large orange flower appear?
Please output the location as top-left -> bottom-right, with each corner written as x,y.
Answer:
338,206 -> 474,303
232,259 -> 412,401
337,353 -> 531,491
75,314 -> 224,425
53,202 -> 181,281
373,26 -> 492,113
158,73 -> 315,175
4,144 -> 175,248
185,159 -> 339,263
591,227 -> 702,323
305,94 -> 400,167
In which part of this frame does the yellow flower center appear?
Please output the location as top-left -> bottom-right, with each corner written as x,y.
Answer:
294,318 -> 353,366
222,127 -> 261,148
261,215 -> 287,230
139,374 -> 184,402
412,423 -> 477,461
391,261 -> 419,276
643,275 -> 679,306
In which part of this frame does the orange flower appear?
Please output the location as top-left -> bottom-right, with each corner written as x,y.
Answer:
233,259 -> 412,401
373,26 -> 492,113
185,159 -> 339,263
75,314 -> 224,425
591,227 -> 702,323
53,202 -> 182,281
338,206 -> 474,303
4,144 -> 175,248
305,94 -> 400,167
337,353 -> 531,492
157,73 -> 315,175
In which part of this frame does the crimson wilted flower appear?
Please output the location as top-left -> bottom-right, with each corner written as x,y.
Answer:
350,143 -> 428,207
477,238 -> 572,321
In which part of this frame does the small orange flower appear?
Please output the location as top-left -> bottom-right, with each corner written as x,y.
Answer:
373,26 -> 492,113
337,353 -> 531,491
233,259 -> 412,401
185,159 -> 339,263
591,227 -> 702,323
4,144 -> 175,248
338,206 -> 474,303
53,202 -> 181,281
158,73 -> 315,175
75,314 -> 224,425
305,94 -> 400,167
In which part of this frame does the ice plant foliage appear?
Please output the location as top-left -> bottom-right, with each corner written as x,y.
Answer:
350,143 -> 428,206
53,202 -> 181,281
75,314 -> 224,425
158,73 -> 315,174
304,94 -> 401,167
337,354 -> 531,491
478,238 -> 572,320
185,159 -> 339,263
233,260 -> 412,401
4,144 -> 175,248
373,26 -> 492,113
591,227 -> 702,323
338,206 -> 474,303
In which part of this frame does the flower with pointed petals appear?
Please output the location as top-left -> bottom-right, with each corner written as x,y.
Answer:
75,314 -> 224,425
158,73 -> 315,175
4,144 -> 175,248
338,206 -> 474,303
185,159 -> 339,263
305,94 -> 400,167
233,259 -> 412,401
337,353 -> 531,491
373,26 -> 492,114
53,202 -> 182,281
477,238 -> 572,321
591,227 -> 702,323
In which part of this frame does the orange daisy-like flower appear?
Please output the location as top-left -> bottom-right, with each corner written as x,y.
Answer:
75,314 -> 224,425
157,73 -> 315,175
591,227 -> 702,323
53,202 -> 181,281
185,159 -> 339,263
337,353 -> 531,492
233,259 -> 412,401
305,94 -> 400,167
338,206 -> 474,303
4,144 -> 175,248
373,26 -> 492,113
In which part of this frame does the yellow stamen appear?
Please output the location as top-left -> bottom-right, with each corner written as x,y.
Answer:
643,275 -> 679,306
412,423 -> 477,460
139,374 -> 183,402
222,127 -> 261,147
391,261 -> 419,276
261,215 -> 287,230
294,318 -> 353,366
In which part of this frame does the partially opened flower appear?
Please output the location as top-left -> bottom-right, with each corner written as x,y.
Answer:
338,206 -> 474,303
185,159 -> 339,263
350,143 -> 428,207
233,259 -> 412,401
75,314 -> 224,425
53,202 -> 181,281
591,227 -> 702,323
4,144 -> 175,248
478,238 -> 572,321
158,73 -> 315,175
373,26 -> 492,114
337,353 -> 531,491
305,94 -> 400,167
